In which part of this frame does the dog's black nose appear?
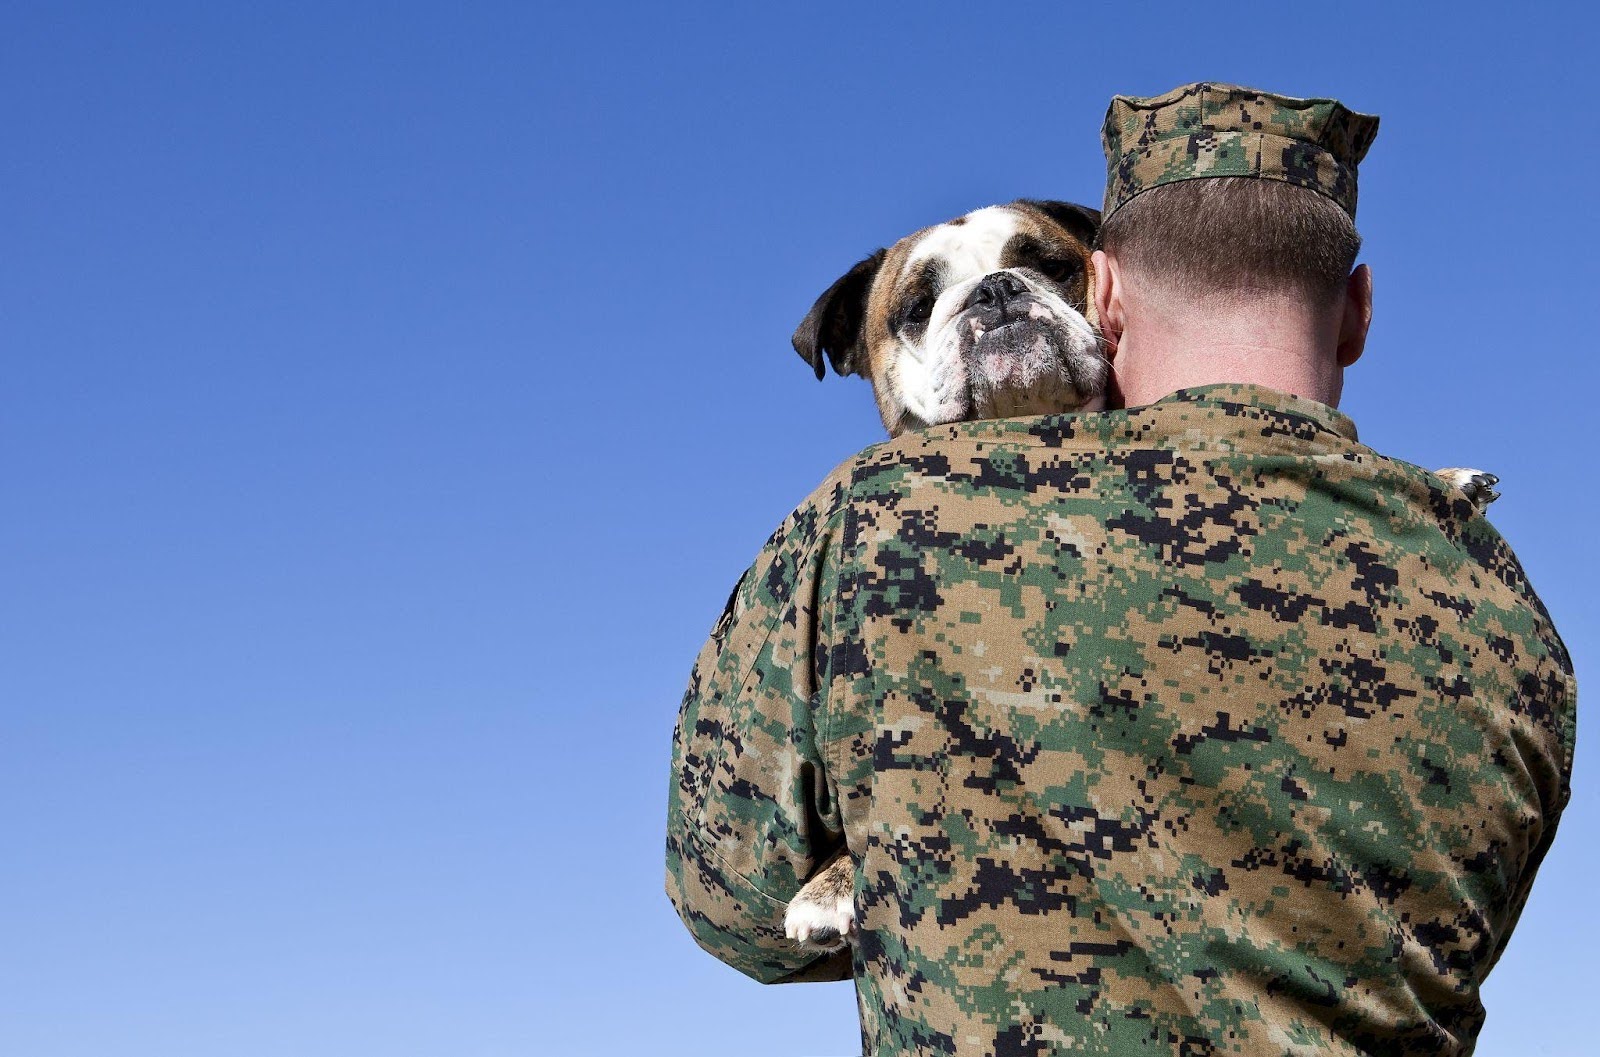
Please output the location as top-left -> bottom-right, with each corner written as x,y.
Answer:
964,272 -> 1027,317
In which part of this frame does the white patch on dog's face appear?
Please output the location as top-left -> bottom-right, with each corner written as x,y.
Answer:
904,205 -> 1019,277
883,205 -> 1105,429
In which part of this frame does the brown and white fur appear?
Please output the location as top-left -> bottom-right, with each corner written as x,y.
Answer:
782,200 -> 1500,951
794,200 -> 1108,436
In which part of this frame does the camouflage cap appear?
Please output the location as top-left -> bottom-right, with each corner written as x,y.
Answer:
1101,82 -> 1379,221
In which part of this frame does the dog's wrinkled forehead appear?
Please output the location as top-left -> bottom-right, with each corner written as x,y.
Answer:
902,205 -> 1021,279
868,201 -> 1095,335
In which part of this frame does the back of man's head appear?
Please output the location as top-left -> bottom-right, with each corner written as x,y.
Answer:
1098,177 -> 1361,308
1098,82 -> 1377,309
1095,83 -> 1380,403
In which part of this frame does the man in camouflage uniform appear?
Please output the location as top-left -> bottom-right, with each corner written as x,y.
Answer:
665,83 -> 1576,1056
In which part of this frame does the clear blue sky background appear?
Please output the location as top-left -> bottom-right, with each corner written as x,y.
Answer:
4,3 -> 1594,1055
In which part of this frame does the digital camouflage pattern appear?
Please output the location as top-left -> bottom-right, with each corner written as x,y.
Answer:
1102,83 -> 1379,221
665,384 -> 1575,1056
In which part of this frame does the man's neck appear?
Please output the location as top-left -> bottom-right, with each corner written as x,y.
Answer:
1111,298 -> 1343,409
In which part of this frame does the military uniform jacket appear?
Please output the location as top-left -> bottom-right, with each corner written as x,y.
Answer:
665,384 -> 1575,1057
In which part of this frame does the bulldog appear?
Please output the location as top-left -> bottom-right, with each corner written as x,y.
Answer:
779,200 -> 1501,952
793,199 -> 1108,435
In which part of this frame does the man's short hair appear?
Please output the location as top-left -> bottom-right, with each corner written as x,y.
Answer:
1097,177 -> 1361,305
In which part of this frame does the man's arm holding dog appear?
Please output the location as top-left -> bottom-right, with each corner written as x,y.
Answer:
664,464 -> 856,984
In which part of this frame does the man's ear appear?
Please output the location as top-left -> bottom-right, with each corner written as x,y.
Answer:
1336,264 -> 1373,368
1019,199 -> 1101,248
1092,249 -> 1124,356
792,249 -> 886,380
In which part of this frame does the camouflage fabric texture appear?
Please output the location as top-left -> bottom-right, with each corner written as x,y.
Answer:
665,384 -> 1575,1056
1102,83 -> 1379,221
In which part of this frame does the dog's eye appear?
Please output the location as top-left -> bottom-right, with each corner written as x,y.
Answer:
898,295 -> 935,329
1038,258 -> 1082,282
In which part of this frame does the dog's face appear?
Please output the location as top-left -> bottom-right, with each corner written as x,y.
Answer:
793,200 -> 1106,436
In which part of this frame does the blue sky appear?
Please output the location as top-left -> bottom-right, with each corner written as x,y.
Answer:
3,3 -> 1595,1055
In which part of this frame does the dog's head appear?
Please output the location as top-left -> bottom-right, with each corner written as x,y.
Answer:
793,200 -> 1106,436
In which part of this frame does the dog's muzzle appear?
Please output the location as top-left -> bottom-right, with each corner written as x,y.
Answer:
964,271 -> 1030,329
952,270 -> 1101,418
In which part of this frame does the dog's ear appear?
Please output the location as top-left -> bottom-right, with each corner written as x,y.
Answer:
1019,199 -> 1102,249
792,248 -> 886,380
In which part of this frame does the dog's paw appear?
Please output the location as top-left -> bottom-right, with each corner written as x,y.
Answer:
783,886 -> 854,952
1435,467 -> 1501,514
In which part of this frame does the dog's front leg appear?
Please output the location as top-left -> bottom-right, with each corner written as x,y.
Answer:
1435,467 -> 1501,513
784,850 -> 856,952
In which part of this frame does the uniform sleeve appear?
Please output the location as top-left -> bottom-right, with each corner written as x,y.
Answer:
664,475 -> 853,984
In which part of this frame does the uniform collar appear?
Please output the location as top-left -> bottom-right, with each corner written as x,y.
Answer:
891,383 -> 1361,453
1143,383 -> 1359,443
